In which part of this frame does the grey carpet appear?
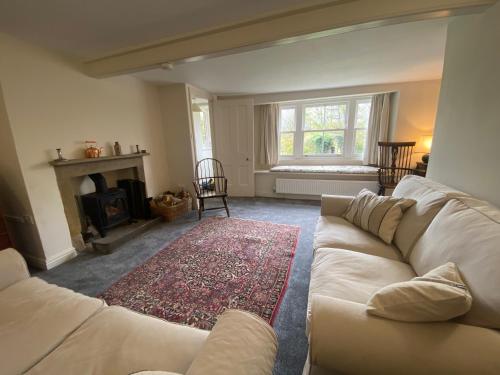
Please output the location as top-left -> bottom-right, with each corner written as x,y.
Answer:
34,197 -> 320,375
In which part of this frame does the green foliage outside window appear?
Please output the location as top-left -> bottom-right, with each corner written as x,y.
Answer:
278,99 -> 371,158
303,131 -> 344,155
280,133 -> 294,156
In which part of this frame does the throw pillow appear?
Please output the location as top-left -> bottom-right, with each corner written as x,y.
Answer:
366,262 -> 472,322
343,189 -> 415,243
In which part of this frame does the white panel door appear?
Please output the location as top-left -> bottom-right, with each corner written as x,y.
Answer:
213,98 -> 254,197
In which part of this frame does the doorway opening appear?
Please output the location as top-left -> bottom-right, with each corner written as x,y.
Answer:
191,97 -> 213,163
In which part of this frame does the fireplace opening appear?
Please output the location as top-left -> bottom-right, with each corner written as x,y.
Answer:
81,173 -> 131,238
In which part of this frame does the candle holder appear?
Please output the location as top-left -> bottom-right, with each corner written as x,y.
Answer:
55,148 -> 67,161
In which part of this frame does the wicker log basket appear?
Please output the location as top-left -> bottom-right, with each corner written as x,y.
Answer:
150,191 -> 192,222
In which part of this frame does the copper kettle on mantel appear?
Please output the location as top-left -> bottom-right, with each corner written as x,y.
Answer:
84,141 -> 104,158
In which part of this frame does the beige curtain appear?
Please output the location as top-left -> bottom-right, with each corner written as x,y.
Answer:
364,93 -> 391,165
258,104 -> 280,167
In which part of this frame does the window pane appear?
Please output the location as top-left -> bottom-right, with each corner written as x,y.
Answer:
280,133 -> 294,156
355,101 -> 371,129
280,108 -> 296,132
304,106 -> 324,130
304,104 -> 346,130
303,131 -> 344,155
354,129 -> 367,155
325,104 -> 347,129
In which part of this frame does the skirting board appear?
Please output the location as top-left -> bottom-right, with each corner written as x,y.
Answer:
24,247 -> 77,270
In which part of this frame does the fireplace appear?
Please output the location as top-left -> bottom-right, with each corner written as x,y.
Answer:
81,173 -> 130,237
50,153 -> 149,250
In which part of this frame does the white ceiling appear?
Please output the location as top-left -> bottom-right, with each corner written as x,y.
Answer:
0,0 -> 320,59
134,18 -> 448,95
0,1 -> 448,95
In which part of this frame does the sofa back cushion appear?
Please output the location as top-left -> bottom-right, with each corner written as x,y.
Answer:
392,175 -> 467,259
410,197 -> 500,329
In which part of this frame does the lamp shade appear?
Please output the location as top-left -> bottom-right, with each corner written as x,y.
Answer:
417,135 -> 433,153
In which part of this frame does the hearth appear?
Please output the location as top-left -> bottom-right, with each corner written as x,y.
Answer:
81,173 -> 130,237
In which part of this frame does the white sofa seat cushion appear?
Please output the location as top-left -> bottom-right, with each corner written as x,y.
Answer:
410,197 -> 500,329
307,248 -> 415,331
27,306 -> 209,375
392,175 -> 467,259
0,277 -> 105,375
314,216 -> 402,260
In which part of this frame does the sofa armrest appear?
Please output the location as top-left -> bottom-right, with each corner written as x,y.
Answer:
320,195 -> 353,217
309,295 -> 500,375
0,248 -> 30,291
186,309 -> 277,375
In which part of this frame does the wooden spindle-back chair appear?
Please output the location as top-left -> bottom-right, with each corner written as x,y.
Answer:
192,158 -> 230,220
377,141 -> 416,195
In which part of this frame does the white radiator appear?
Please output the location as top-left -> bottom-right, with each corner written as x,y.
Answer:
275,178 -> 378,196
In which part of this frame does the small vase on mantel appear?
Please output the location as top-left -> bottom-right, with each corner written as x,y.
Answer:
114,141 -> 122,156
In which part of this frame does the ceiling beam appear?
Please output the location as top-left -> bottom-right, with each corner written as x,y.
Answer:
84,0 -> 495,78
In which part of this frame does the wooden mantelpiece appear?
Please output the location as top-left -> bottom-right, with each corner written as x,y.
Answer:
50,153 -> 149,167
50,152 -> 149,250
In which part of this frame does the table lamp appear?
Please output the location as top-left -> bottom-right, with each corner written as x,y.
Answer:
419,135 -> 433,164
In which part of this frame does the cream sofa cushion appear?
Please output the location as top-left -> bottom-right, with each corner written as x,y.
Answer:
132,372 -> 181,375
392,175 -> 467,259
186,310 -> 277,375
307,248 -> 415,332
0,277 -> 104,375
314,216 -> 401,260
27,306 -> 209,375
343,189 -> 415,244
410,197 -> 500,329
367,262 -> 472,322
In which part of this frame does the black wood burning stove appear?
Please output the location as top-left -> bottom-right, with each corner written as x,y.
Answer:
117,179 -> 148,219
81,174 -> 130,237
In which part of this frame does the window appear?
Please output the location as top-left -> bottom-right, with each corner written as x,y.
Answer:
192,101 -> 213,162
353,99 -> 371,156
279,107 -> 295,156
303,103 -> 347,156
278,96 -> 372,162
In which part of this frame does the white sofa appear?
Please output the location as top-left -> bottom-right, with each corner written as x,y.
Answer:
0,249 -> 278,375
305,175 -> 500,375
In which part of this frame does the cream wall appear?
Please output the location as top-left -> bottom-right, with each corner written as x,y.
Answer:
428,2 -> 500,207
245,80 -> 441,170
0,33 -> 170,268
0,84 -> 45,261
159,84 -> 197,199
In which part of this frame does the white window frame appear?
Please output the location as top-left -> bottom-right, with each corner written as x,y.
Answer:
277,105 -> 297,157
278,95 -> 373,165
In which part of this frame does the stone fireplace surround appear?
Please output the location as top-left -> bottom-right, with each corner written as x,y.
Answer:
51,153 -> 149,250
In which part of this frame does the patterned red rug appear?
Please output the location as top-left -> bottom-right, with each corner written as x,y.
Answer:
100,217 -> 299,329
